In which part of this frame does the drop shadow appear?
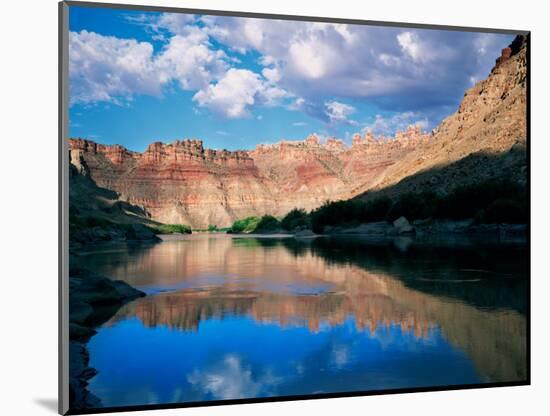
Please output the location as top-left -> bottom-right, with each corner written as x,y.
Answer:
34,398 -> 58,413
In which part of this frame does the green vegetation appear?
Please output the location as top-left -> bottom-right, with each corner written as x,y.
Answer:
69,211 -> 165,242
309,197 -> 392,233
70,210 -> 192,236
309,179 -> 527,232
69,211 -> 116,231
229,215 -> 282,233
230,216 -> 261,233
254,215 -> 281,232
148,223 -> 192,234
191,225 -> 230,232
281,208 -> 310,231
481,199 -> 527,224
435,180 -> 527,222
228,179 -> 527,234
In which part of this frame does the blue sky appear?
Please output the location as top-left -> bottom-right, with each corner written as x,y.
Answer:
68,6 -> 514,152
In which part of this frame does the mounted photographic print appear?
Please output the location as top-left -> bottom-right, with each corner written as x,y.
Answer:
59,1 -> 530,414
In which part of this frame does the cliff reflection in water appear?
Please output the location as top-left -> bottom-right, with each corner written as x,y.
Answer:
78,235 -> 527,389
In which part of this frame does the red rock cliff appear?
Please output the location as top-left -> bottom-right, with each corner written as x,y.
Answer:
69,127 -> 431,228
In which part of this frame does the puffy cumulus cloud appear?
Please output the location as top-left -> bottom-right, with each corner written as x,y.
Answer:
69,30 -> 162,105
155,13 -> 197,35
363,111 -> 430,136
325,101 -> 356,124
69,20 -> 288,117
261,67 -> 281,83
192,68 -> 288,118
155,26 -> 228,90
288,38 -> 338,80
69,27 -> 229,105
193,69 -> 262,118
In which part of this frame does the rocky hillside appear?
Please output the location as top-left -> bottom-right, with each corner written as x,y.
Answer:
69,35 -> 527,229
69,149 -> 161,245
358,34 -> 527,199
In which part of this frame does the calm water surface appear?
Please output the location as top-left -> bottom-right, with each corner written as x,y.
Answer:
73,234 -> 528,407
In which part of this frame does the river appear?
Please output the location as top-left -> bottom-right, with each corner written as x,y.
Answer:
71,234 -> 528,407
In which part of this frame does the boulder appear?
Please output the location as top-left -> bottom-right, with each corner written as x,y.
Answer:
294,229 -> 317,238
393,216 -> 415,234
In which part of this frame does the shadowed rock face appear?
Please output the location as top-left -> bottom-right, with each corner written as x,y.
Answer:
69,268 -> 145,409
68,36 -> 527,228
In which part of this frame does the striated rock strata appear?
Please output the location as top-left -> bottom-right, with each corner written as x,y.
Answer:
68,126 -> 432,228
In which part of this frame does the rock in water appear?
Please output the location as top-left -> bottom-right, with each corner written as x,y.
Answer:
393,217 -> 415,234
294,229 -> 317,238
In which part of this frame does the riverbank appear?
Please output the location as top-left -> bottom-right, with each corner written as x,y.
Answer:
68,268 -> 145,410
324,217 -> 527,239
158,232 -> 294,241
157,218 -> 527,243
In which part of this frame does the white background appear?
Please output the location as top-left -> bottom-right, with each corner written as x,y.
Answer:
1,0 -> 548,415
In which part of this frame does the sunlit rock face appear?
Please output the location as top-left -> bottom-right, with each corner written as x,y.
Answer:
68,129 -> 432,228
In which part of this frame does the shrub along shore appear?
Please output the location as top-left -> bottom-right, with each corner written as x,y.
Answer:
227,178 -> 528,235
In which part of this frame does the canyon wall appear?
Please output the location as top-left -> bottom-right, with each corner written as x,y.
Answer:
69,126 -> 431,228
69,35 -> 527,228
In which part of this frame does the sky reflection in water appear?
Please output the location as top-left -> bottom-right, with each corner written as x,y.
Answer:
79,235 -> 527,407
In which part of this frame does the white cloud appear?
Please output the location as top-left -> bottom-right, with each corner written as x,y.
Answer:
397,31 -> 423,62
156,13 -> 197,35
155,27 -> 228,90
192,67 -> 288,118
292,121 -> 307,127
69,28 -> 229,105
201,17 -> 511,112
325,101 -> 356,124
332,24 -> 356,44
289,40 -> 332,79
260,85 -> 289,107
70,22 -> 289,118
290,97 -> 305,110
193,69 -> 264,118
363,111 -> 429,136
379,53 -> 402,67
69,30 -> 162,105
261,67 -> 281,83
